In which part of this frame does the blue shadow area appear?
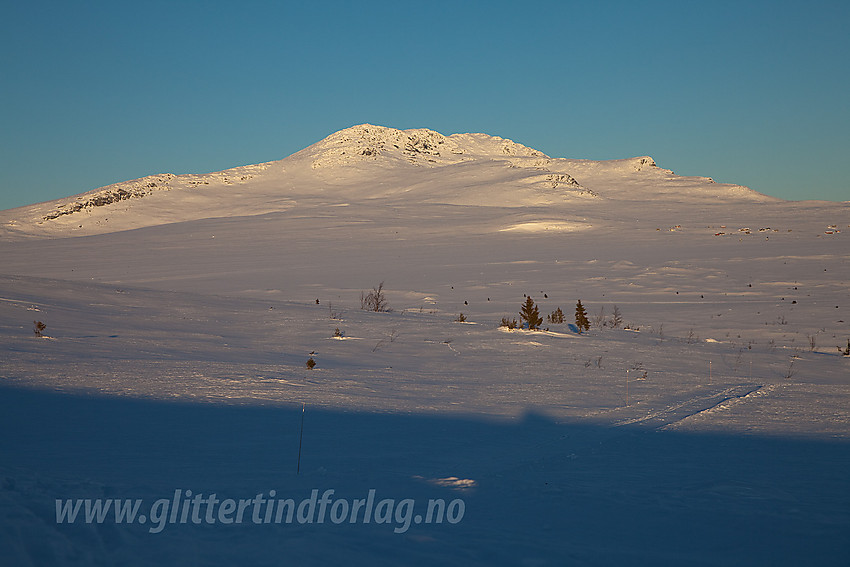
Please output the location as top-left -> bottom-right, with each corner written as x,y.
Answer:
1,384 -> 848,566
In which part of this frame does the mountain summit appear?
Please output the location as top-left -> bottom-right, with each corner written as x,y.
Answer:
296,124 -> 548,169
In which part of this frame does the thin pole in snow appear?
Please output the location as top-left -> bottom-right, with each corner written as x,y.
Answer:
297,402 -> 305,475
709,360 -> 712,385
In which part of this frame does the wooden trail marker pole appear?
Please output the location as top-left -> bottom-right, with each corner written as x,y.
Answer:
297,403 -> 305,475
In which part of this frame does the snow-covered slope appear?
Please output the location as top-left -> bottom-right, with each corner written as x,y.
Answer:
1,124 -> 849,566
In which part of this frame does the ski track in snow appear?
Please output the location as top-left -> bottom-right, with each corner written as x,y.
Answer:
613,383 -> 769,430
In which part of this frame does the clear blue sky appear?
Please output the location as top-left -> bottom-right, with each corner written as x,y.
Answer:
1,0 -> 848,210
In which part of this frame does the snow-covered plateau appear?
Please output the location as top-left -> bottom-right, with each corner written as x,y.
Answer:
1,124 -> 848,565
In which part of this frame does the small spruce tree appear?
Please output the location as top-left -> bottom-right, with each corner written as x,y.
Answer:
575,300 -> 590,334
519,297 -> 543,330
547,307 -> 565,324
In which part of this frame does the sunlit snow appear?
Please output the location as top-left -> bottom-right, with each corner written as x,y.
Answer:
1,125 -> 848,565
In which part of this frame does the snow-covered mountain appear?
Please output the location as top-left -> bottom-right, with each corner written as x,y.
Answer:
1,124 -> 773,239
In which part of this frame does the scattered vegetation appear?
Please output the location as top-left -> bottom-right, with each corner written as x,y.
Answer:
546,307 -> 565,324
33,321 -> 46,337
574,300 -> 590,334
783,358 -> 796,379
519,297 -> 543,330
500,317 -> 519,329
808,333 -> 818,352
306,358 -> 316,370
328,302 -> 344,320
455,313 -> 467,323
631,362 -> 648,380
361,282 -> 390,312
372,329 -> 399,352
610,305 -> 623,329
593,306 -> 605,328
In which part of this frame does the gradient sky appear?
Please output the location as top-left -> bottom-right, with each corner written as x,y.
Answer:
1,0 -> 848,210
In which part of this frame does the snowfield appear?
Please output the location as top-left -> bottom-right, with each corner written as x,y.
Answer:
1,124 -> 849,565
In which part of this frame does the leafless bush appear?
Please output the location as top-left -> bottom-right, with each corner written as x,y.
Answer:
783,358 -> 796,379
328,302 -> 344,320
593,306 -> 605,328
361,282 -> 390,312
372,329 -> 399,352
631,362 -> 648,380
611,305 -> 623,329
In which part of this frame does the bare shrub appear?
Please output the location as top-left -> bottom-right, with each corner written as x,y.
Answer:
593,306 -> 605,328
783,358 -> 796,379
361,282 -> 390,312
328,302 -> 344,320
372,329 -> 399,352
611,305 -> 623,329
631,362 -> 648,380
